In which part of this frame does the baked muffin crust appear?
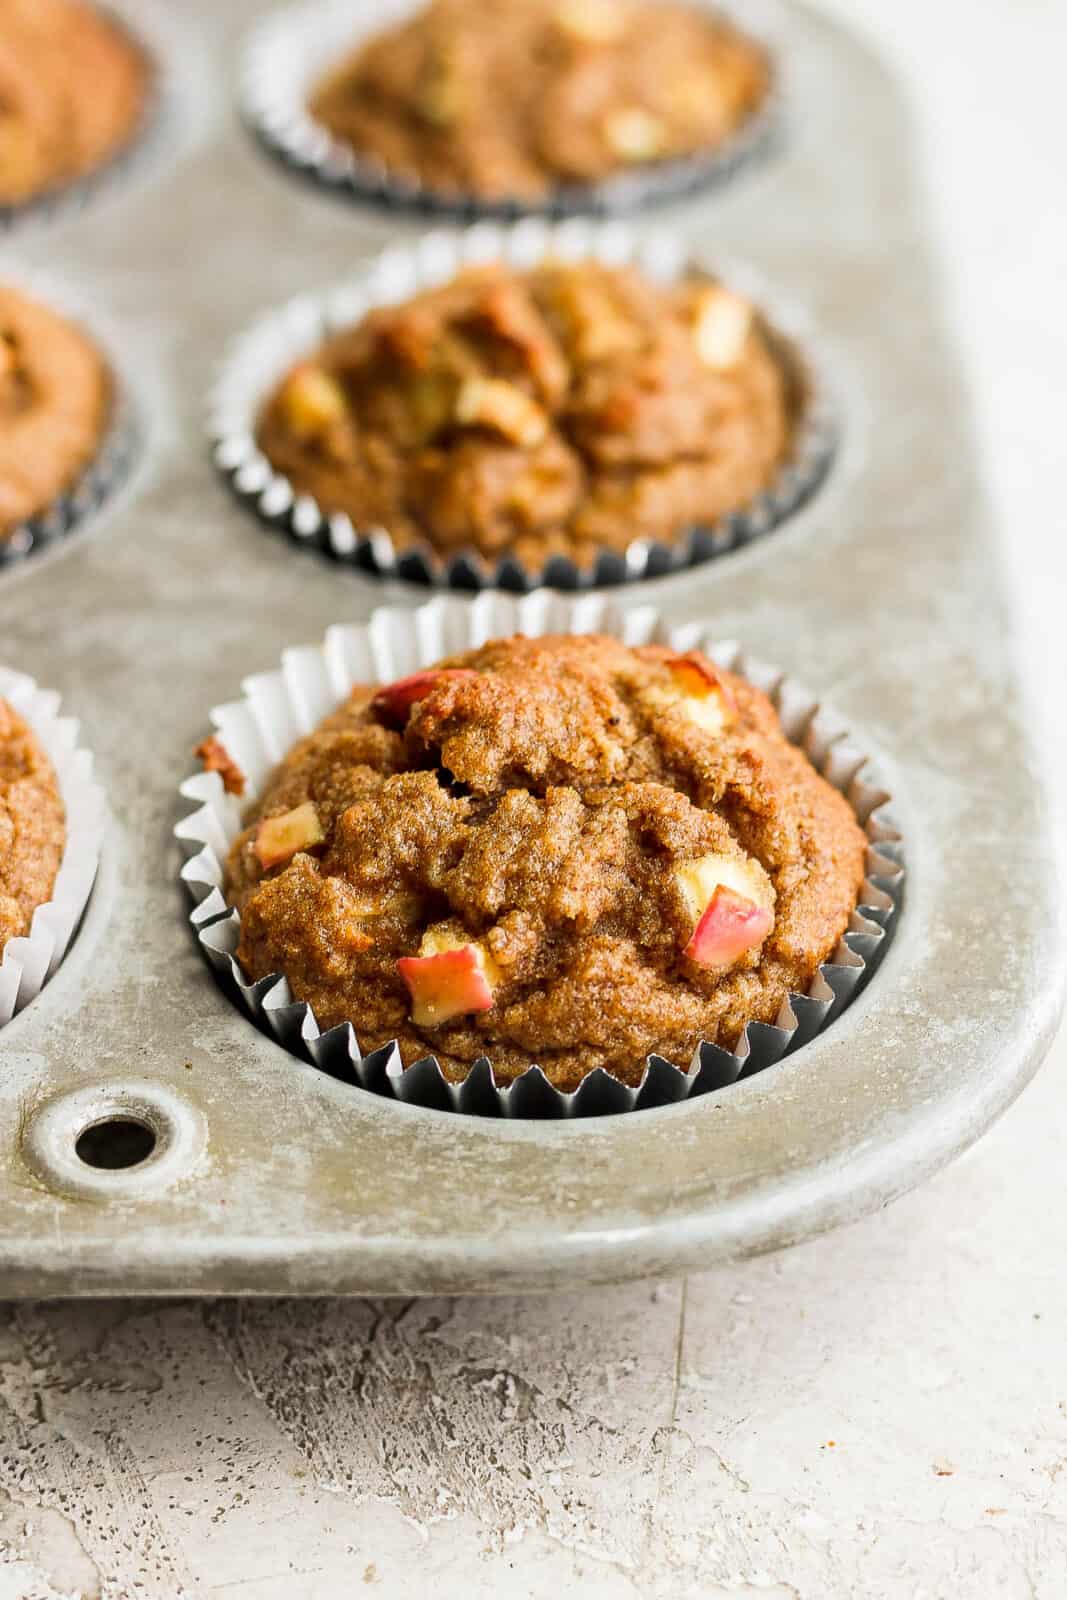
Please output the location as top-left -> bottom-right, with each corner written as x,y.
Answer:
0,697 -> 65,950
0,286 -> 113,539
0,0 -> 149,208
309,0 -> 769,201
257,260 -> 796,570
221,635 -> 867,1091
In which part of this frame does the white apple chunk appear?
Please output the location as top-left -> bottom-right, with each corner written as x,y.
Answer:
675,852 -> 774,968
254,802 -> 325,870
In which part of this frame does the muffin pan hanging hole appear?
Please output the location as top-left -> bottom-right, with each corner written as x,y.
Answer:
22,1081 -> 207,1201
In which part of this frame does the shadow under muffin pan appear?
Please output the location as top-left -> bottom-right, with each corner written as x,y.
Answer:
0,271 -> 141,571
177,594 -> 904,1118
209,219 -> 837,591
0,2 -> 166,235
239,0 -> 785,221
0,0 -> 1060,1293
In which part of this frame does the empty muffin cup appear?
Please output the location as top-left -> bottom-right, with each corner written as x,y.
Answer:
239,0 -> 784,220
209,219 -> 837,591
0,666 -> 106,1025
176,592 -> 904,1119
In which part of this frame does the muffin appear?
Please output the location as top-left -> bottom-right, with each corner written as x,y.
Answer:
216,634 -> 867,1092
0,696 -> 65,951
0,0 -> 149,209
308,0 -> 770,202
0,285 -> 114,541
256,258 -> 798,572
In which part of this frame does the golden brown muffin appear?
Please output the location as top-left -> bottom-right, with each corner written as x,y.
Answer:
257,260 -> 796,570
0,0 -> 149,208
0,697 -> 65,950
214,635 -> 867,1090
0,285 -> 113,540
310,0 -> 769,200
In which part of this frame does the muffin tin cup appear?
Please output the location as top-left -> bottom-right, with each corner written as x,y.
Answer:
0,2 -> 172,237
208,218 -> 838,592
0,267 -> 140,572
0,667 -> 106,1026
176,593 -> 904,1120
239,0 -> 785,221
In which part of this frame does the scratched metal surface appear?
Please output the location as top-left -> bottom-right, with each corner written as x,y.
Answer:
0,0 -> 1060,1297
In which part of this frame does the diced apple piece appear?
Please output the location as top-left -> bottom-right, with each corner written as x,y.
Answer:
692,285 -> 753,371
397,926 -> 501,1027
279,363 -> 347,438
371,668 -> 478,726
647,651 -> 735,734
675,852 -> 773,967
554,0 -> 626,42
416,50 -> 465,127
254,802 -> 325,870
604,107 -> 666,163
454,377 -> 548,448
685,885 -> 773,967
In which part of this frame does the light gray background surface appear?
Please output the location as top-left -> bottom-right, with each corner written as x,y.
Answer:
1,0 -> 1065,1594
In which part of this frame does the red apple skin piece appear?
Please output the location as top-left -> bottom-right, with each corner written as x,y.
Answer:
254,802 -> 325,870
684,884 -> 773,968
397,944 -> 495,1027
667,651 -> 735,710
371,668 -> 478,726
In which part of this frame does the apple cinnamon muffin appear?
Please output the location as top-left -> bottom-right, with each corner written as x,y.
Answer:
309,0 -> 770,201
215,635 -> 866,1090
0,285 -> 113,540
0,0 -> 149,208
0,697 -> 65,951
256,259 -> 798,571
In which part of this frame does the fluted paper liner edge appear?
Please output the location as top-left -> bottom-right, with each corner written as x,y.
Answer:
0,669 -> 106,1025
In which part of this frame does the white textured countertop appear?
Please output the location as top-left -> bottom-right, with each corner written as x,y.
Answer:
2,3 -> 1066,1597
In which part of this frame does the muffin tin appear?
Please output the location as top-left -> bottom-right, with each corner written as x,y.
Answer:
0,0 -> 1060,1295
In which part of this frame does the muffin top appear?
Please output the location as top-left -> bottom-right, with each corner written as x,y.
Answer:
0,697 -> 65,950
220,635 -> 866,1091
0,285 -> 113,539
0,0 -> 149,208
257,259 -> 796,571
309,0 -> 770,201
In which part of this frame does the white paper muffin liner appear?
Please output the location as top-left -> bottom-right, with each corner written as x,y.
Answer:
0,266 -> 140,571
0,3 -> 168,235
0,668 -> 106,1025
209,220 -> 837,591
176,594 -> 904,1119
239,0 -> 784,220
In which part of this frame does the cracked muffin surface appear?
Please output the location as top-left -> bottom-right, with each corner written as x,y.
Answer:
0,285 -> 113,539
217,635 -> 866,1090
0,0 -> 149,208
256,259 -> 797,570
309,0 -> 769,201
0,697 -> 65,950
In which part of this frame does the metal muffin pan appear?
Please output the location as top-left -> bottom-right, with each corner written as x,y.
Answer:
0,0 -> 1060,1295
